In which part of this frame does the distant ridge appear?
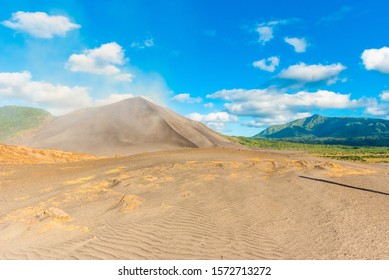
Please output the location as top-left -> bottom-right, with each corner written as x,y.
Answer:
254,114 -> 389,146
9,97 -> 234,155
0,106 -> 52,141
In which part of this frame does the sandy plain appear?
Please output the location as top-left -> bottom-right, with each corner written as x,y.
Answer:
1,144 -> 389,260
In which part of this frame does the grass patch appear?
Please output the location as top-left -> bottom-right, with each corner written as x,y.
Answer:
230,136 -> 389,163
0,106 -> 52,141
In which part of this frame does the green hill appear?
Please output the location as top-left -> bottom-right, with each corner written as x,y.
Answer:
254,114 -> 389,146
0,106 -> 52,141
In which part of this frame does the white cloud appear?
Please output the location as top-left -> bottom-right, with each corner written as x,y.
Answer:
253,56 -> 280,72
365,104 -> 389,116
255,19 -> 298,45
278,62 -> 346,84
212,89 -> 357,115
256,26 -> 274,45
284,37 -> 307,53
204,102 -> 214,108
67,42 -> 133,81
0,71 -> 31,87
0,72 -> 146,115
172,93 -> 202,103
364,91 -> 389,116
245,112 -> 312,127
131,37 -> 154,49
186,112 -> 238,132
207,88 -> 366,126
187,112 -> 238,123
0,71 -> 91,114
380,91 -> 389,101
1,11 -> 80,39
364,98 -> 389,116
361,47 -> 389,73
267,20 -> 291,25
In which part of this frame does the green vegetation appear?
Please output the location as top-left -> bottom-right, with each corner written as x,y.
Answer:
0,106 -> 52,141
255,114 -> 389,147
231,136 -> 389,163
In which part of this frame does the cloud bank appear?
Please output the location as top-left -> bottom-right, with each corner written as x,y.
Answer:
207,88 -> 366,126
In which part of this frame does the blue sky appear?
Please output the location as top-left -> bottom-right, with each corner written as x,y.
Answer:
1,0 -> 389,136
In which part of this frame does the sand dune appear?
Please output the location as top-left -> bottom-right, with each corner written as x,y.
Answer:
0,143 -> 98,164
10,97 -> 234,155
1,147 -> 388,259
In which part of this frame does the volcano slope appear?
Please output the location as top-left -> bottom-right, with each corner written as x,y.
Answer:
1,146 -> 388,260
11,97 -> 234,155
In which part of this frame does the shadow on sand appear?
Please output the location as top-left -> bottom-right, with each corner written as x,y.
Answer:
299,176 -> 389,196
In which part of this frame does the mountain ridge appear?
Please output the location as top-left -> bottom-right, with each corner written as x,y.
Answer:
254,114 -> 389,146
0,105 -> 52,141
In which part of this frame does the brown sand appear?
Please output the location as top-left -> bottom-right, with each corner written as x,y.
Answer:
0,147 -> 389,259
0,143 -> 98,164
